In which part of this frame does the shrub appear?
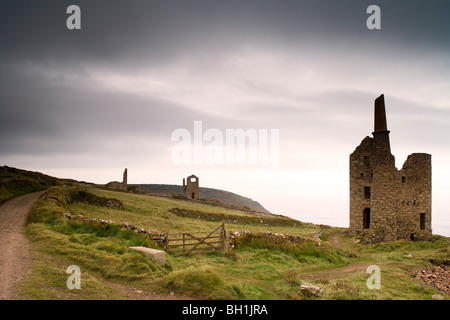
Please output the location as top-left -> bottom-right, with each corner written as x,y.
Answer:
283,270 -> 301,287
68,188 -> 124,209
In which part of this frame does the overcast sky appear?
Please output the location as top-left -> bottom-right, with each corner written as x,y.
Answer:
1,1 -> 449,235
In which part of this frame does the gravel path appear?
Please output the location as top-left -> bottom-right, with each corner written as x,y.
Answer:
0,192 -> 43,300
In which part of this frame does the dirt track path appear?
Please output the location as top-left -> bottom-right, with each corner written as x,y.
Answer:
303,262 -> 370,281
303,231 -> 370,281
328,232 -> 344,250
0,191 -> 43,300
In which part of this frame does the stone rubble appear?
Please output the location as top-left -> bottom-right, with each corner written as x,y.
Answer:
413,262 -> 450,296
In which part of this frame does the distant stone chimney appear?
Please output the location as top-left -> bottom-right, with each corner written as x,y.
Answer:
123,168 -> 128,185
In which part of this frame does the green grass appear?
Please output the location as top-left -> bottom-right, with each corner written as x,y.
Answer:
164,265 -> 243,299
67,187 -> 321,237
0,176 -> 47,204
16,185 -> 450,300
0,166 -> 61,204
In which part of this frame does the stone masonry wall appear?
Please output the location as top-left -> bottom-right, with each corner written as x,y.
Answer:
398,153 -> 432,240
349,136 -> 373,236
350,140 -> 432,242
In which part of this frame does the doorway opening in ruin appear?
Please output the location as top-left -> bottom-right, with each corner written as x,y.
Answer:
363,208 -> 371,229
410,233 -> 415,241
191,192 -> 195,199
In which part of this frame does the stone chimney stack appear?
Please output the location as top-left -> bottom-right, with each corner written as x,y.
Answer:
372,94 -> 394,166
123,168 -> 128,185
374,94 -> 388,132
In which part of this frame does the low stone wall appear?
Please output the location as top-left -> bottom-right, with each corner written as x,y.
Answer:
62,211 -> 238,254
169,208 -> 301,227
231,231 -> 310,245
62,212 -> 167,245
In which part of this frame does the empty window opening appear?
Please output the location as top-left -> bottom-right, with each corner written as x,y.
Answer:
364,186 -> 371,199
363,208 -> 371,229
363,156 -> 370,169
402,176 -> 406,183
420,213 -> 426,230
361,173 -> 364,177
190,177 -> 197,182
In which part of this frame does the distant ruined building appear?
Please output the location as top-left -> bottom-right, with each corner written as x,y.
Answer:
183,174 -> 199,200
349,95 -> 432,242
105,168 -> 128,191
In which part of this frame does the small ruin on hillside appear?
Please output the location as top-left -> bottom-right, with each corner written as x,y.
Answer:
183,174 -> 199,200
349,94 -> 432,242
105,168 -> 128,191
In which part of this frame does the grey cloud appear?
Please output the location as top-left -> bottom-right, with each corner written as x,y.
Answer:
1,1 -> 449,159
238,89 -> 450,150
1,1 -> 449,68
0,64 -> 230,155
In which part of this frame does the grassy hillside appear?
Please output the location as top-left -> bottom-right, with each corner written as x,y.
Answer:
0,165 -> 270,214
137,184 -> 271,213
17,185 -> 450,300
0,166 -> 61,204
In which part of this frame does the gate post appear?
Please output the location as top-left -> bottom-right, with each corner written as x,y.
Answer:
164,232 -> 169,252
221,222 -> 229,253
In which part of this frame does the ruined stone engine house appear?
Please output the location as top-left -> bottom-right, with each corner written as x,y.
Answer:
349,94 -> 432,242
183,174 -> 199,200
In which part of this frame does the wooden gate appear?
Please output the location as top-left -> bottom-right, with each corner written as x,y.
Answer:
164,223 -> 227,256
